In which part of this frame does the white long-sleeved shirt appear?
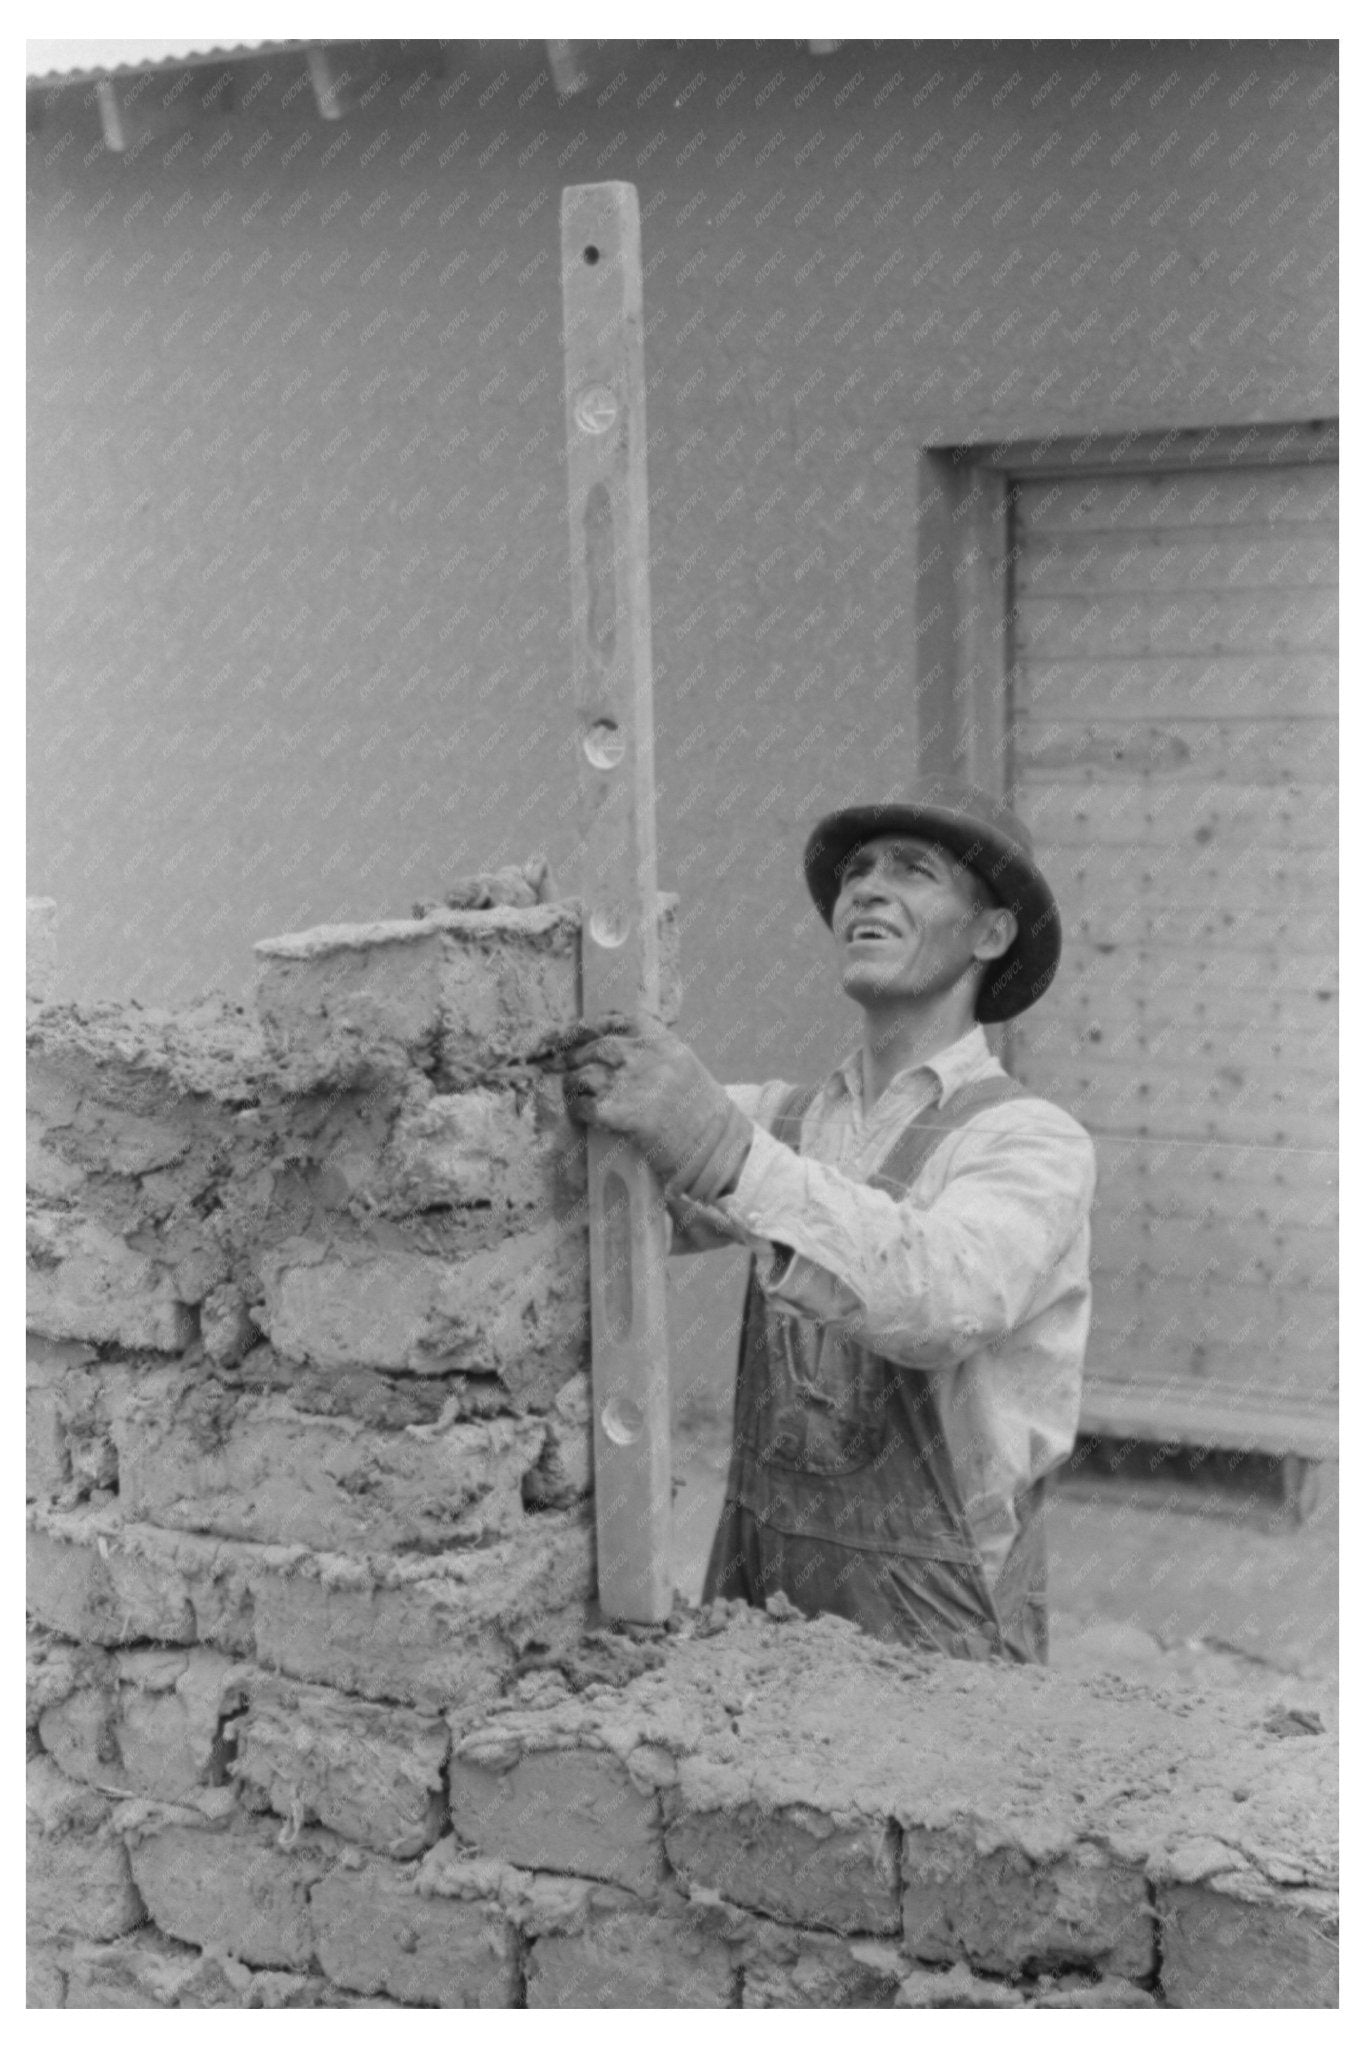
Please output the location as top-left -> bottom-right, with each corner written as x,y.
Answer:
673,1025 -> 1097,1577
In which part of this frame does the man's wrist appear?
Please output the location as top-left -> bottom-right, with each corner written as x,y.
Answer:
710,1135 -> 753,1201
673,1103 -> 754,1206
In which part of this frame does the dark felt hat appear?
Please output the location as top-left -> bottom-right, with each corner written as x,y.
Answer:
803,778 -> 1062,1023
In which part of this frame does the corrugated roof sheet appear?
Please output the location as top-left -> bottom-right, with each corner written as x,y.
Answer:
26,39 -> 304,84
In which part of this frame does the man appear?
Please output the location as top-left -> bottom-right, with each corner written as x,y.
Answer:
564,779 -> 1095,1663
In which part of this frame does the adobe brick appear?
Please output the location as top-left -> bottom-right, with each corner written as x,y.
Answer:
27,1098 -> 86,1200
28,1518 -> 196,1648
27,1625 -> 107,1733
525,1893 -> 736,2009
26,992 -> 269,1108
449,1745 -> 665,1895
900,1824 -> 1155,1976
433,905 -> 583,1074
311,1857 -> 520,2007
254,918 -> 446,1081
384,1076 -> 572,1212
37,1928 -> 405,2008
26,1756 -> 145,1941
26,1511 -> 254,1651
129,1814 -> 333,1971
29,1069 -> 197,1177
1157,1875 -> 1339,2008
35,1680 -> 119,1788
235,1673 -> 448,1858
26,1341 -> 81,1499
433,894 -> 680,1076
112,1367 -> 544,1552
27,1210 -> 193,1352
738,1921 -> 903,2007
256,1223 -> 588,1396
250,1512 -> 593,1711
119,1648 -> 244,1796
662,1788 -> 901,1936
26,1941 -> 67,2008
35,1929 -> 242,2009
26,1341 -> 122,1504
254,898 -> 679,1087
39,1647 -> 243,1802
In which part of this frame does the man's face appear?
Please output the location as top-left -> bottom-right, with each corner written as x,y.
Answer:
831,834 -> 1012,1008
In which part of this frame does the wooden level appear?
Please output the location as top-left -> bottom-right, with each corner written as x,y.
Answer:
561,182 -> 672,1624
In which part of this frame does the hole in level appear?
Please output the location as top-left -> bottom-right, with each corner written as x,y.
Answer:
601,1167 -> 633,1340
583,719 -> 625,770
601,1394 -> 643,1446
583,244 -> 600,264
588,903 -> 630,948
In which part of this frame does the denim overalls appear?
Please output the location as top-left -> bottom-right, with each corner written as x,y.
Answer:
702,1075 -> 1049,1663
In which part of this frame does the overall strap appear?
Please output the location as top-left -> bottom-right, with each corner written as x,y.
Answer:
869,1074 -> 1032,1196
738,1080 -> 822,1307
770,1080 -> 823,1148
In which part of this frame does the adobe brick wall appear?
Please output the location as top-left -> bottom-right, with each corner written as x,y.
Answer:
27,898 -> 1337,2008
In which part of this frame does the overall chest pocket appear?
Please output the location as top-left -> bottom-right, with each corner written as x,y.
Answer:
756,1318 -> 892,1477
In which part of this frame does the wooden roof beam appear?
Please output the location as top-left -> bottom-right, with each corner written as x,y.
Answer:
547,40 -> 592,97
306,46 -> 347,120
94,79 -> 126,152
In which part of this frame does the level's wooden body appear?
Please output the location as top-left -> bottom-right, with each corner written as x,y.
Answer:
560,183 -> 672,1622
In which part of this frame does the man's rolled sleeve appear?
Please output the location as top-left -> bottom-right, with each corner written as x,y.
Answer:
716,1122 -> 863,1316
717,1105 -> 1096,1370
667,1082 -> 788,1257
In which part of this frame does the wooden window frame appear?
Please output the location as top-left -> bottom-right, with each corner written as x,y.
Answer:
911,417 -> 1339,800
910,418 -> 1338,1457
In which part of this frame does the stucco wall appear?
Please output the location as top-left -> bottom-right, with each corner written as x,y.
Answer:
28,36 -> 1337,1020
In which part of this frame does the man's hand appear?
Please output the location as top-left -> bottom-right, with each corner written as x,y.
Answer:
562,1014 -> 753,1205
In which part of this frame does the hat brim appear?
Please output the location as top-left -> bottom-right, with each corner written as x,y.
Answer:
803,801 -> 1062,1023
